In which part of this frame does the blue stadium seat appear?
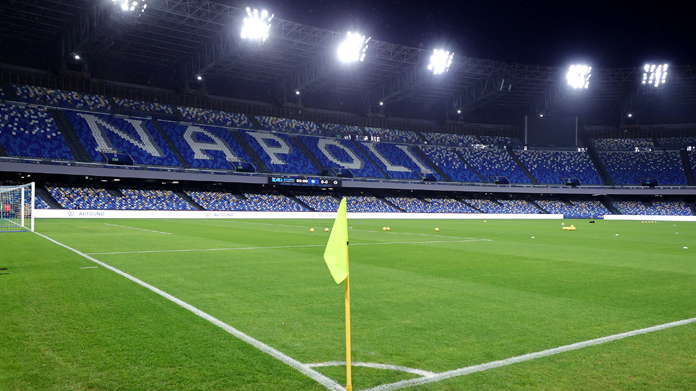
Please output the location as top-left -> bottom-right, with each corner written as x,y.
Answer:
0,102 -> 74,160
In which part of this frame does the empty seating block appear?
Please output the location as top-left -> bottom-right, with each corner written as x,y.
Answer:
358,141 -> 440,181
478,135 -> 516,146
114,98 -> 174,114
600,151 -> 686,185
612,200 -> 692,216
179,106 -> 251,128
424,197 -> 479,213
363,127 -> 421,144
67,111 -> 181,167
34,196 -> 51,209
385,196 -> 475,213
295,194 -> 340,212
516,150 -> 602,185
322,123 -> 364,135
462,198 -> 537,214
459,149 -> 531,184
656,136 -> 696,147
592,138 -> 654,151
158,121 -> 251,170
0,103 -> 73,159
13,84 -> 111,112
243,193 -> 307,212
240,130 -> 319,174
421,132 -> 478,147
47,186 -> 194,210
419,145 -> 483,182
535,199 -> 610,218
347,196 -> 400,212
256,116 -> 321,135
298,136 -> 384,178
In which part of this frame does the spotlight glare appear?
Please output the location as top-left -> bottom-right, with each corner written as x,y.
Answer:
428,49 -> 454,75
643,63 -> 668,87
337,32 -> 371,63
566,64 -> 592,89
241,7 -> 274,42
111,0 -> 147,14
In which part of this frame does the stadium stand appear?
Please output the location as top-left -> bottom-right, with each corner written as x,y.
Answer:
34,196 -> 51,210
534,198 -> 611,218
66,111 -> 182,167
358,141 -> 440,181
599,151 -> 687,185
243,192 -> 307,211
322,123 -> 364,135
612,200 -> 693,216
425,197 -> 480,213
157,121 -> 252,170
478,135 -> 516,146
419,145 -> 484,182
592,137 -> 654,151
420,132 -> 478,147
179,106 -> 252,128
347,196 -> 400,212
298,136 -> 385,178
239,130 -> 320,174
0,102 -> 74,160
47,186 -> 195,210
462,198 -> 539,214
655,136 -> 696,147
295,194 -> 340,212
516,150 -> 603,185
13,84 -> 111,112
255,115 -> 321,135
363,127 -> 421,144
459,149 -> 531,183
114,98 -> 174,115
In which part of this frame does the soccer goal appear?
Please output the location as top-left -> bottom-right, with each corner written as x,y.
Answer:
0,183 -> 35,232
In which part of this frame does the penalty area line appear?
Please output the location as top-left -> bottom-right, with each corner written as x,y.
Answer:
104,223 -> 171,235
33,231 -> 345,391
362,316 -> 696,391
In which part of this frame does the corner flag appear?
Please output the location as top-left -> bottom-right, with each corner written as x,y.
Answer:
323,198 -> 348,284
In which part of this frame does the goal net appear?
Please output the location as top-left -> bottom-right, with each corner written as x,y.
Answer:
0,182 -> 35,232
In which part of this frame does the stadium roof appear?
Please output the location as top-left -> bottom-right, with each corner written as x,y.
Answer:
1,0 -> 695,124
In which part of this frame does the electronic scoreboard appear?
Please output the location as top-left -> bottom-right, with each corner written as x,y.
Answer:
268,177 -> 342,187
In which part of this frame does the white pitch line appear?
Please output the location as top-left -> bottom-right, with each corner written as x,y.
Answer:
104,223 -> 171,235
33,231 -> 345,391
362,316 -> 696,391
307,361 -> 436,378
85,239 -> 489,256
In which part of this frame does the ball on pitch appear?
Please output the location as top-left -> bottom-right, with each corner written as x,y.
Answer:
435,227 -> 439,232
310,228 -> 314,232
324,228 -> 330,232
386,227 -> 391,231
382,227 -> 387,231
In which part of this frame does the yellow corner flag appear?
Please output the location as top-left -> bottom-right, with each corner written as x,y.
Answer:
323,198 -> 348,284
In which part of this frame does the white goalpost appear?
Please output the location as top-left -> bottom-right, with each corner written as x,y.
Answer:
0,182 -> 35,232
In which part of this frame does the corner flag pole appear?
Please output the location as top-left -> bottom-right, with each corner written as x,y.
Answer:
345,247 -> 353,391
322,197 -> 352,390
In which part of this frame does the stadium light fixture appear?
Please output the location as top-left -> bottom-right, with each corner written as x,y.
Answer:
72,53 -> 81,61
196,75 -> 203,81
428,49 -> 454,75
566,64 -> 592,89
241,7 -> 274,42
642,63 -> 668,87
337,32 -> 371,63
111,0 -> 148,14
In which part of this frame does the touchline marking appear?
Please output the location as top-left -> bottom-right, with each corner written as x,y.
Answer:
33,231 -> 345,391
361,316 -> 696,391
104,223 -> 171,235
85,239 -> 489,255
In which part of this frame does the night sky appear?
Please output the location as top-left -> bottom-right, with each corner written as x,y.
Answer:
261,0 -> 693,68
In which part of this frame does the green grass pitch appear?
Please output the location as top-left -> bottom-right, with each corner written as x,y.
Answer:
1,218 -> 695,390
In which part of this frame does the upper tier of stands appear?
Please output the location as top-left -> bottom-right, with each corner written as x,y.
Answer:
4,83 -> 696,188
599,151 -> 687,185
0,102 -> 74,160
516,150 -> 602,185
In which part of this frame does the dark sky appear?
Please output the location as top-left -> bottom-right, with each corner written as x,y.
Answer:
260,0 -> 693,68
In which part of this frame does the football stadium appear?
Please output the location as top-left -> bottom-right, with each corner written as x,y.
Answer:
1,1 -> 695,390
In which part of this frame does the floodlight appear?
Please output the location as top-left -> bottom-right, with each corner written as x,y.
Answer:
642,63 -> 668,87
295,90 -> 301,95
428,49 -> 454,75
241,7 -> 274,42
196,75 -> 203,81
111,0 -> 147,14
566,64 -> 592,89
337,32 -> 371,63
72,53 -> 81,60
